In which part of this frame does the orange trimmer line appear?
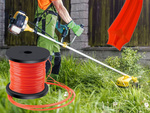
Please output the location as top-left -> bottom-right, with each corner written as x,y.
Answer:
9,60 -> 46,94
107,0 -> 143,50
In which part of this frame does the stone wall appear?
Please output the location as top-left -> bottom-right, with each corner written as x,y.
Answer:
70,0 -> 89,50
0,0 -> 5,47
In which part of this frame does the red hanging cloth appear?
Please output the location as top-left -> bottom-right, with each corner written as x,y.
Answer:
107,0 -> 143,50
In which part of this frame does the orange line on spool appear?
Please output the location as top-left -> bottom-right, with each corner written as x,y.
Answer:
8,59 -> 76,111
9,60 -> 46,94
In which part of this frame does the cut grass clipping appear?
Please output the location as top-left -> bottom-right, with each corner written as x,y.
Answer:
0,48 -> 150,113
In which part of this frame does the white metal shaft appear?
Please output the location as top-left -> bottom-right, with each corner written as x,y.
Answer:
70,36 -> 77,44
36,32 -> 127,76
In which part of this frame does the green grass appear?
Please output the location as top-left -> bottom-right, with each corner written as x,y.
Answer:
0,50 -> 150,113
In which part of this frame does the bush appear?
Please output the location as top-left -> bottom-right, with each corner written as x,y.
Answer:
105,48 -> 144,75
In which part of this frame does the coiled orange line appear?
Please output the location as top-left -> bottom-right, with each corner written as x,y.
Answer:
7,59 -> 76,111
9,60 -> 46,94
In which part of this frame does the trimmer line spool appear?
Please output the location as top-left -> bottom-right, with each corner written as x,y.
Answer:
6,46 -> 49,99
6,46 -> 76,111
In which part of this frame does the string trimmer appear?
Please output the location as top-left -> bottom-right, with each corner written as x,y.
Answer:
8,11 -> 139,88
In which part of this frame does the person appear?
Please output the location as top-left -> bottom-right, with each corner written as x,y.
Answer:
35,0 -> 84,79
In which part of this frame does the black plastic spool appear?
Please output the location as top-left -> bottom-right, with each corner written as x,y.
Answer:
6,46 -> 50,99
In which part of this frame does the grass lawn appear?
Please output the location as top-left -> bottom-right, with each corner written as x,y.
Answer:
0,48 -> 150,113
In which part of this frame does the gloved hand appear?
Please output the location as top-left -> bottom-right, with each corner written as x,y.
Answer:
56,21 -> 69,38
67,20 -> 84,37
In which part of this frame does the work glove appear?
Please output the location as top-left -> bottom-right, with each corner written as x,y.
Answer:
67,20 -> 84,37
56,21 -> 69,38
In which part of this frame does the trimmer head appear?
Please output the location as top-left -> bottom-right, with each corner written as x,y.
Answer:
116,75 -> 139,88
